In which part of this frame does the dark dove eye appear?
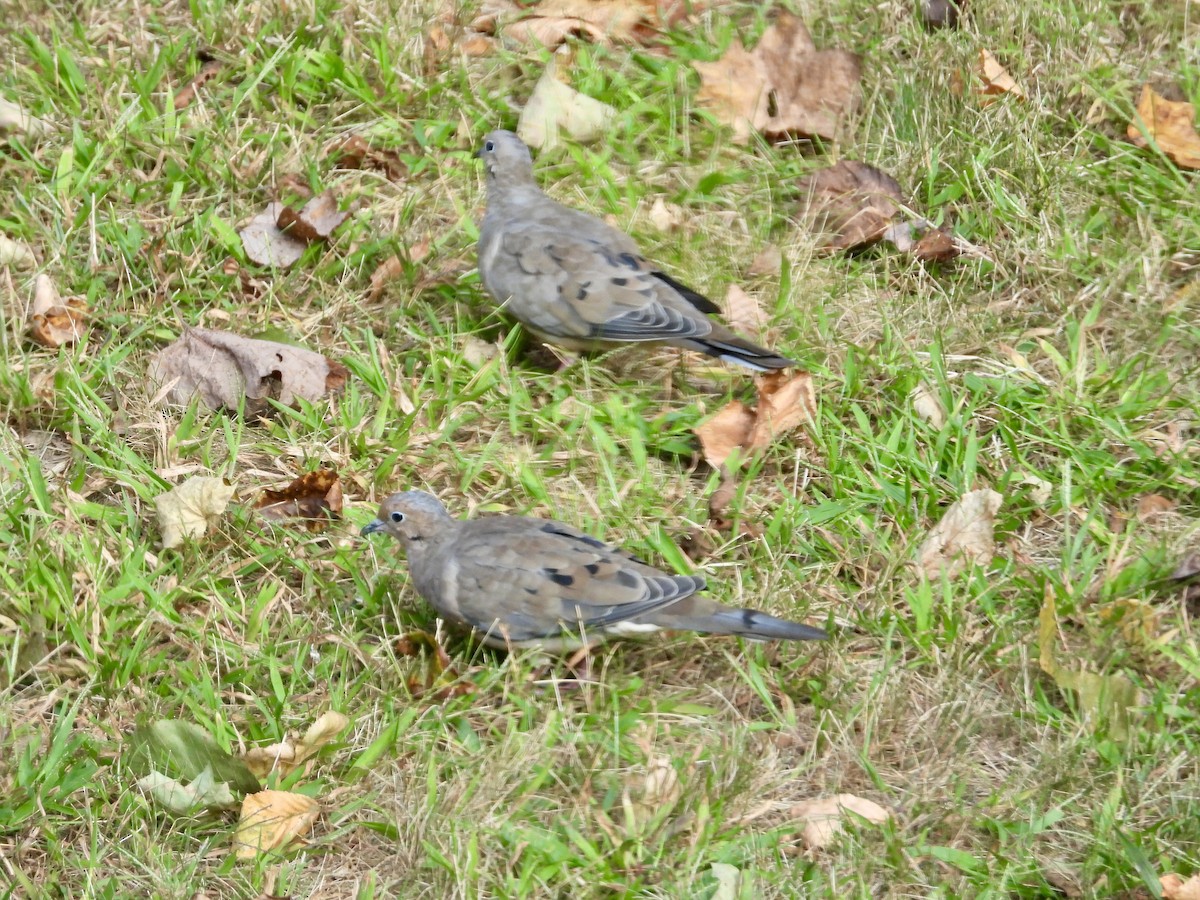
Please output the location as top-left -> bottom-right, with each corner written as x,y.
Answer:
484,140 -> 495,152
390,511 -> 405,523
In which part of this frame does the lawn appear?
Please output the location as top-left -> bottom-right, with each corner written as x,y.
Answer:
1,0 -> 1198,897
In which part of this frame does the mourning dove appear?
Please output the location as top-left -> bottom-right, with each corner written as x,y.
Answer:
361,491 -> 828,652
476,130 -> 796,371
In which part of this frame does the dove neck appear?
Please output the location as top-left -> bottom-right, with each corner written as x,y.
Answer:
487,181 -> 543,209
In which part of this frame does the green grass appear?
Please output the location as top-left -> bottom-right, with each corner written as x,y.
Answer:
2,0 -> 1199,896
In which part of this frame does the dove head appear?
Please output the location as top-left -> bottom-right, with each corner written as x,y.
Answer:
477,130 -> 536,188
361,490 -> 454,547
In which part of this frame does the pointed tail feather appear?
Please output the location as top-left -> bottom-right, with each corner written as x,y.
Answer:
682,325 -> 796,372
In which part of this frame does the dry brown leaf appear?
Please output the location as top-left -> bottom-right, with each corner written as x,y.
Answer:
909,225 -> 960,262
917,488 -> 1003,579
798,161 -> 903,253
693,13 -> 861,144
723,285 -> 768,338
786,794 -> 892,850
254,469 -> 343,526
750,370 -> 817,449
461,35 -> 495,55
1162,874 -> 1200,900
239,202 -> 305,268
155,476 -> 235,549
0,233 -> 36,269
694,371 -> 816,469
368,255 -> 404,301
1170,552 -> 1200,582
233,790 -> 320,860
648,196 -> 684,233
518,50 -> 617,149
1127,85 -> 1200,170
327,134 -> 408,181
28,274 -> 87,348
746,244 -> 782,278
470,0 -> 688,49
276,190 -> 353,243
695,402 -> 757,470
976,49 -> 1024,100
240,191 -> 353,268
0,96 -> 53,139
1135,493 -> 1175,521
148,327 -> 349,415
243,711 -> 349,779
173,56 -> 223,110
910,382 -> 946,429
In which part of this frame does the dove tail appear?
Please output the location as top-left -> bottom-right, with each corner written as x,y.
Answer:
687,334 -> 797,372
695,608 -> 828,641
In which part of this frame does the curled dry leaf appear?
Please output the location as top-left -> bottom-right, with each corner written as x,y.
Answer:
648,197 -> 684,233
234,790 -> 320,860
0,96 -> 53,139
240,190 -> 353,268
517,50 -> 617,150
155,476 -> 235,549
694,371 -> 817,469
976,50 -> 1024,100
693,13 -> 861,144
28,274 -> 87,348
243,710 -> 350,780
799,162 -> 962,261
148,326 -> 349,415
723,285 -> 768,339
1135,493 -> 1175,522
1127,85 -> 1200,170
786,794 -> 892,850
276,190 -> 354,243
0,233 -> 36,269
746,244 -> 782,279
910,382 -> 946,429
916,488 -> 1002,579
1162,874 -> 1200,900
254,469 -> 343,527
240,203 -> 305,268
137,766 -> 236,814
368,255 -> 405,301
798,160 -> 902,252
173,54 -> 223,110
1170,552 -> 1200,582
327,134 -> 408,181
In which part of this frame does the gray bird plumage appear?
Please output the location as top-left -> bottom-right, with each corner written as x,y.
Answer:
361,490 -> 828,652
476,130 -> 796,372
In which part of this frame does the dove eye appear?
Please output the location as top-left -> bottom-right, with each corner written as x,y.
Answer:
484,140 -> 495,152
390,511 -> 405,523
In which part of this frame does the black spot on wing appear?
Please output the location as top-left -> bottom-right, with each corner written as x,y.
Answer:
543,568 -> 575,587
584,563 -> 601,575
652,271 -> 721,315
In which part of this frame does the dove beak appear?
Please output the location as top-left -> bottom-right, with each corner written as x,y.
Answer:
360,519 -> 385,536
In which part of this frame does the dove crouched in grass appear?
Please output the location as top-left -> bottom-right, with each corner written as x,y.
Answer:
476,130 -> 796,372
361,491 -> 828,652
